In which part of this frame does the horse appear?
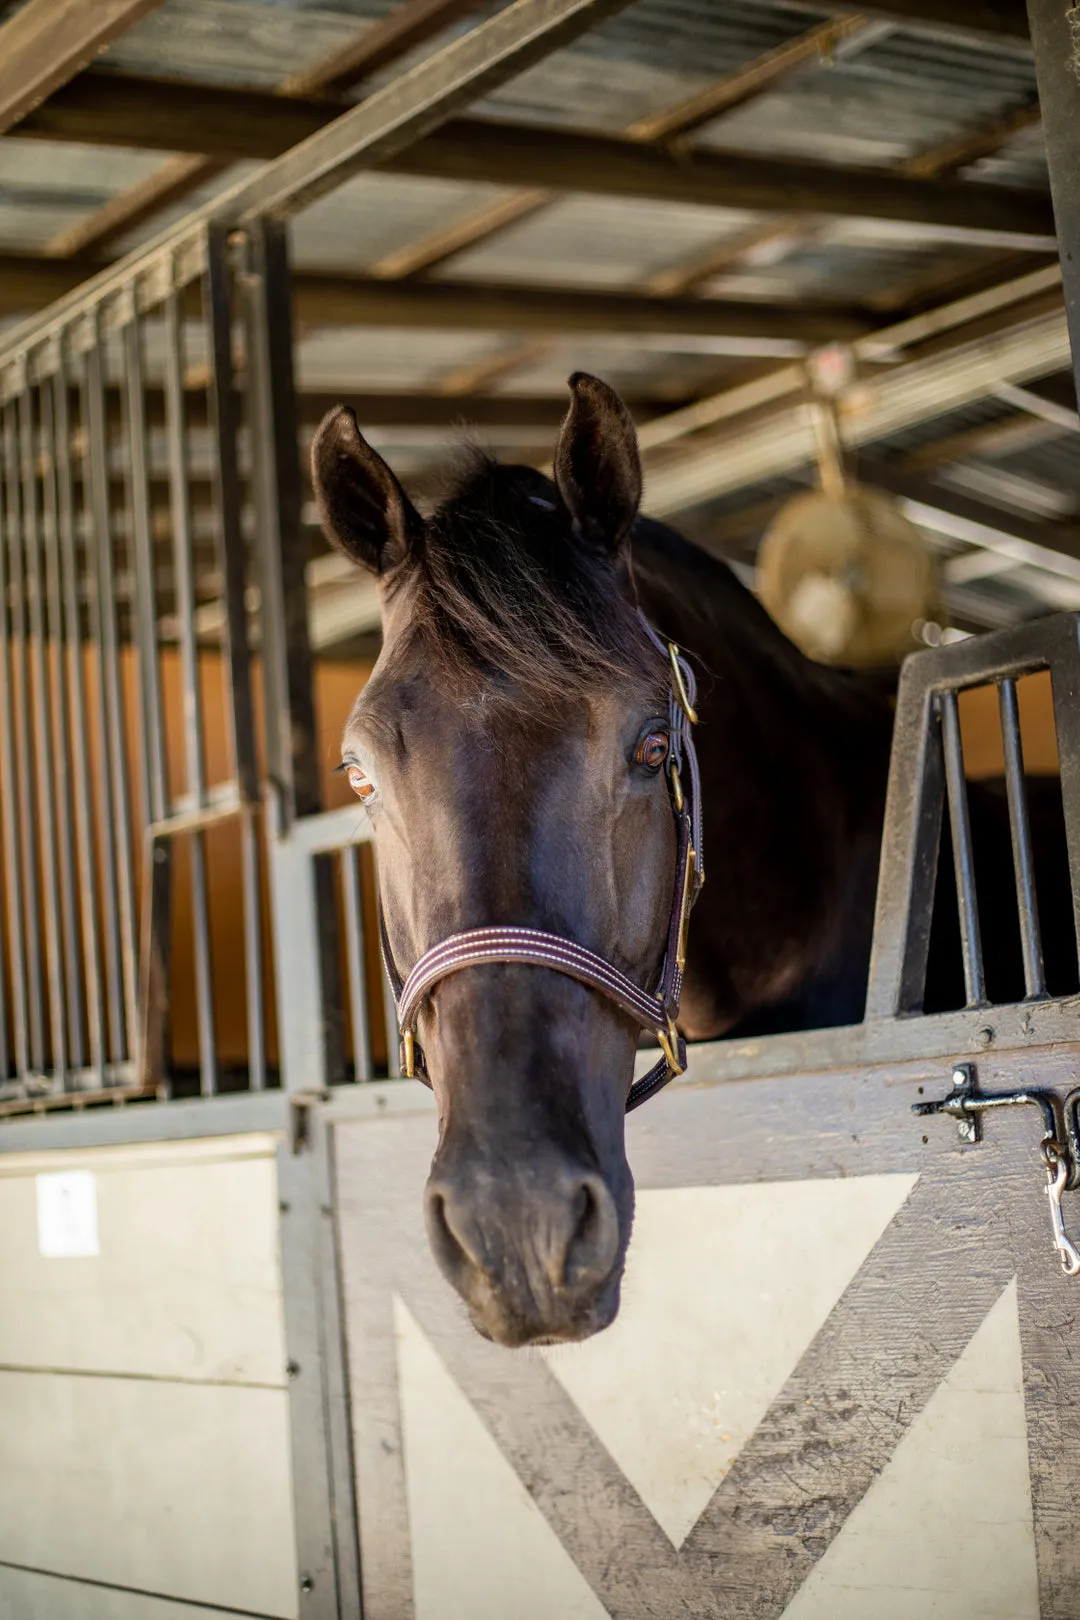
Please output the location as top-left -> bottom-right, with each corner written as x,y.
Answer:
311,372 -> 1076,1348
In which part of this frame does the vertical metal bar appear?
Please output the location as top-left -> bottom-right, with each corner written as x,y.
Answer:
163,287 -> 217,1096
207,227 -> 264,1091
341,843 -> 372,1082
243,218 -> 320,823
85,339 -> 139,1061
241,811 -> 266,1090
205,224 -> 258,805
941,689 -> 986,1007
56,361 -> 105,1082
0,423 -> 24,1079
20,387 -> 67,1082
998,676 -> 1046,999
122,314 -> 167,826
246,219 -> 345,1084
40,378 -> 85,1072
4,402 -> 44,1072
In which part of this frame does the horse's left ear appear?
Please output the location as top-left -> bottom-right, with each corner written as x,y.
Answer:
553,372 -> 642,552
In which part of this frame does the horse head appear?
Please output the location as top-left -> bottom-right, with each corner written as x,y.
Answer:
312,374 -> 682,1346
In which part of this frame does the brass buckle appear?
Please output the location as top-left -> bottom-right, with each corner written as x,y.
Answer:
657,1012 -> 686,1076
668,643 -> 698,725
401,1029 -> 417,1079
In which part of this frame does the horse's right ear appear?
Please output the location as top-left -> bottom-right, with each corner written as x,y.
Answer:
311,405 -> 421,574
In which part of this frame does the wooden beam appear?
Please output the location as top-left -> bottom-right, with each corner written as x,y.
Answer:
0,252 -> 872,341
395,121 -> 1055,241
0,0 -> 165,137
14,76 -> 1056,244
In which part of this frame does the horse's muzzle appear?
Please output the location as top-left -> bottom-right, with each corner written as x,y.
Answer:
424,1159 -> 624,1347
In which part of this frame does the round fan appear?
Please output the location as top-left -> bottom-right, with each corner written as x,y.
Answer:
757,484 -> 941,668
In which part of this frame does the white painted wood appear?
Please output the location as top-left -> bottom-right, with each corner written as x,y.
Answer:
0,1134 -> 287,1384
0,1370 -> 299,1618
394,1295 -> 611,1620
542,1175 -> 919,1546
0,1564 -> 273,1619
781,1279 -> 1039,1620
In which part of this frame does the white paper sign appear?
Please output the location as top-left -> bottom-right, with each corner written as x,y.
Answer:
36,1170 -> 100,1258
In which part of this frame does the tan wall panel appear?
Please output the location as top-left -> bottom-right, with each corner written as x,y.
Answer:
0,1370 -> 298,1618
958,670 -> 1059,778
0,1134 -> 287,1384
0,1564 -> 275,1620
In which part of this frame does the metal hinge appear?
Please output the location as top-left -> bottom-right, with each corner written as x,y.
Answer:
914,1062 -> 1080,1277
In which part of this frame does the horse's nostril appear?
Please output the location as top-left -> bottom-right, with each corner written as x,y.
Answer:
560,1173 -> 619,1291
425,1183 -> 483,1284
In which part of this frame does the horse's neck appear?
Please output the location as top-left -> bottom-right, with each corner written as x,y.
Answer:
630,523 -> 894,1037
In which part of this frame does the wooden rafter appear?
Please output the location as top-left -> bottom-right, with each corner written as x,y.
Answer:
0,253 -> 874,342
0,0 -> 166,138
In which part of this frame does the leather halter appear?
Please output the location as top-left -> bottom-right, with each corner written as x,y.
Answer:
380,614 -> 704,1113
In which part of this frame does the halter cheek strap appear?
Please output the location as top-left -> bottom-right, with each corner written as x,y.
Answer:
380,614 -> 704,1113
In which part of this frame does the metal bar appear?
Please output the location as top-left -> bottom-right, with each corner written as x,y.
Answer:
20,386 -> 67,1080
190,831 -> 217,1096
244,219 -> 319,824
40,378 -> 85,1070
163,286 -> 217,1096
1027,0 -> 1080,409
941,689 -> 987,1007
122,312 -> 168,825
241,810 -> 266,1091
206,228 -> 265,1091
138,830 -> 172,1094
205,225 -> 258,804
997,676 -> 1047,999
341,843 -> 372,1082
55,361 -> 105,1081
4,402 -> 44,1072
0,413 -> 24,1077
85,337 -> 140,1059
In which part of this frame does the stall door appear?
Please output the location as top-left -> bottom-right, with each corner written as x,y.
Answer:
333,1049 -> 1080,1620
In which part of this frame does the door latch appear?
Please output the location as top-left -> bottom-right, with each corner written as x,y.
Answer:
914,1063 -> 1080,1277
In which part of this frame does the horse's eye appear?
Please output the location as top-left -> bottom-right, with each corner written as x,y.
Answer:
346,765 -> 375,801
635,730 -> 669,771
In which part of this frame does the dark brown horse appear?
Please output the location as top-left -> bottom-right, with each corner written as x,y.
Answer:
312,373 -> 1075,1348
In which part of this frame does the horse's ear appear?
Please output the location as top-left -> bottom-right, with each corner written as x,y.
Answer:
311,405 -> 421,574
553,372 -> 642,553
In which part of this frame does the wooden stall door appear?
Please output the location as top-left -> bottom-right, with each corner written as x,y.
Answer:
332,1050 -> 1080,1620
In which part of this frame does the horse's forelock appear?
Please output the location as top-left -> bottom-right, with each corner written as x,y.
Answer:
400,453 -> 663,709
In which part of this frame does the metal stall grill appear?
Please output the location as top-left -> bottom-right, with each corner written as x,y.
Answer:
866,611 -> 1080,1027
0,225 -> 301,1112
0,0 -> 637,1114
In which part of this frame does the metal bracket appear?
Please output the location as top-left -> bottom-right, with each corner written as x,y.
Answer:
915,1063 -> 1080,1277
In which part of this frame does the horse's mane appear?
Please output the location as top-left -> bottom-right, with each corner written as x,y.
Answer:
401,453 -> 663,706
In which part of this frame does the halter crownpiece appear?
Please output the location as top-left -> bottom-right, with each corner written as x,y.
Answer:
380,612 -> 704,1113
